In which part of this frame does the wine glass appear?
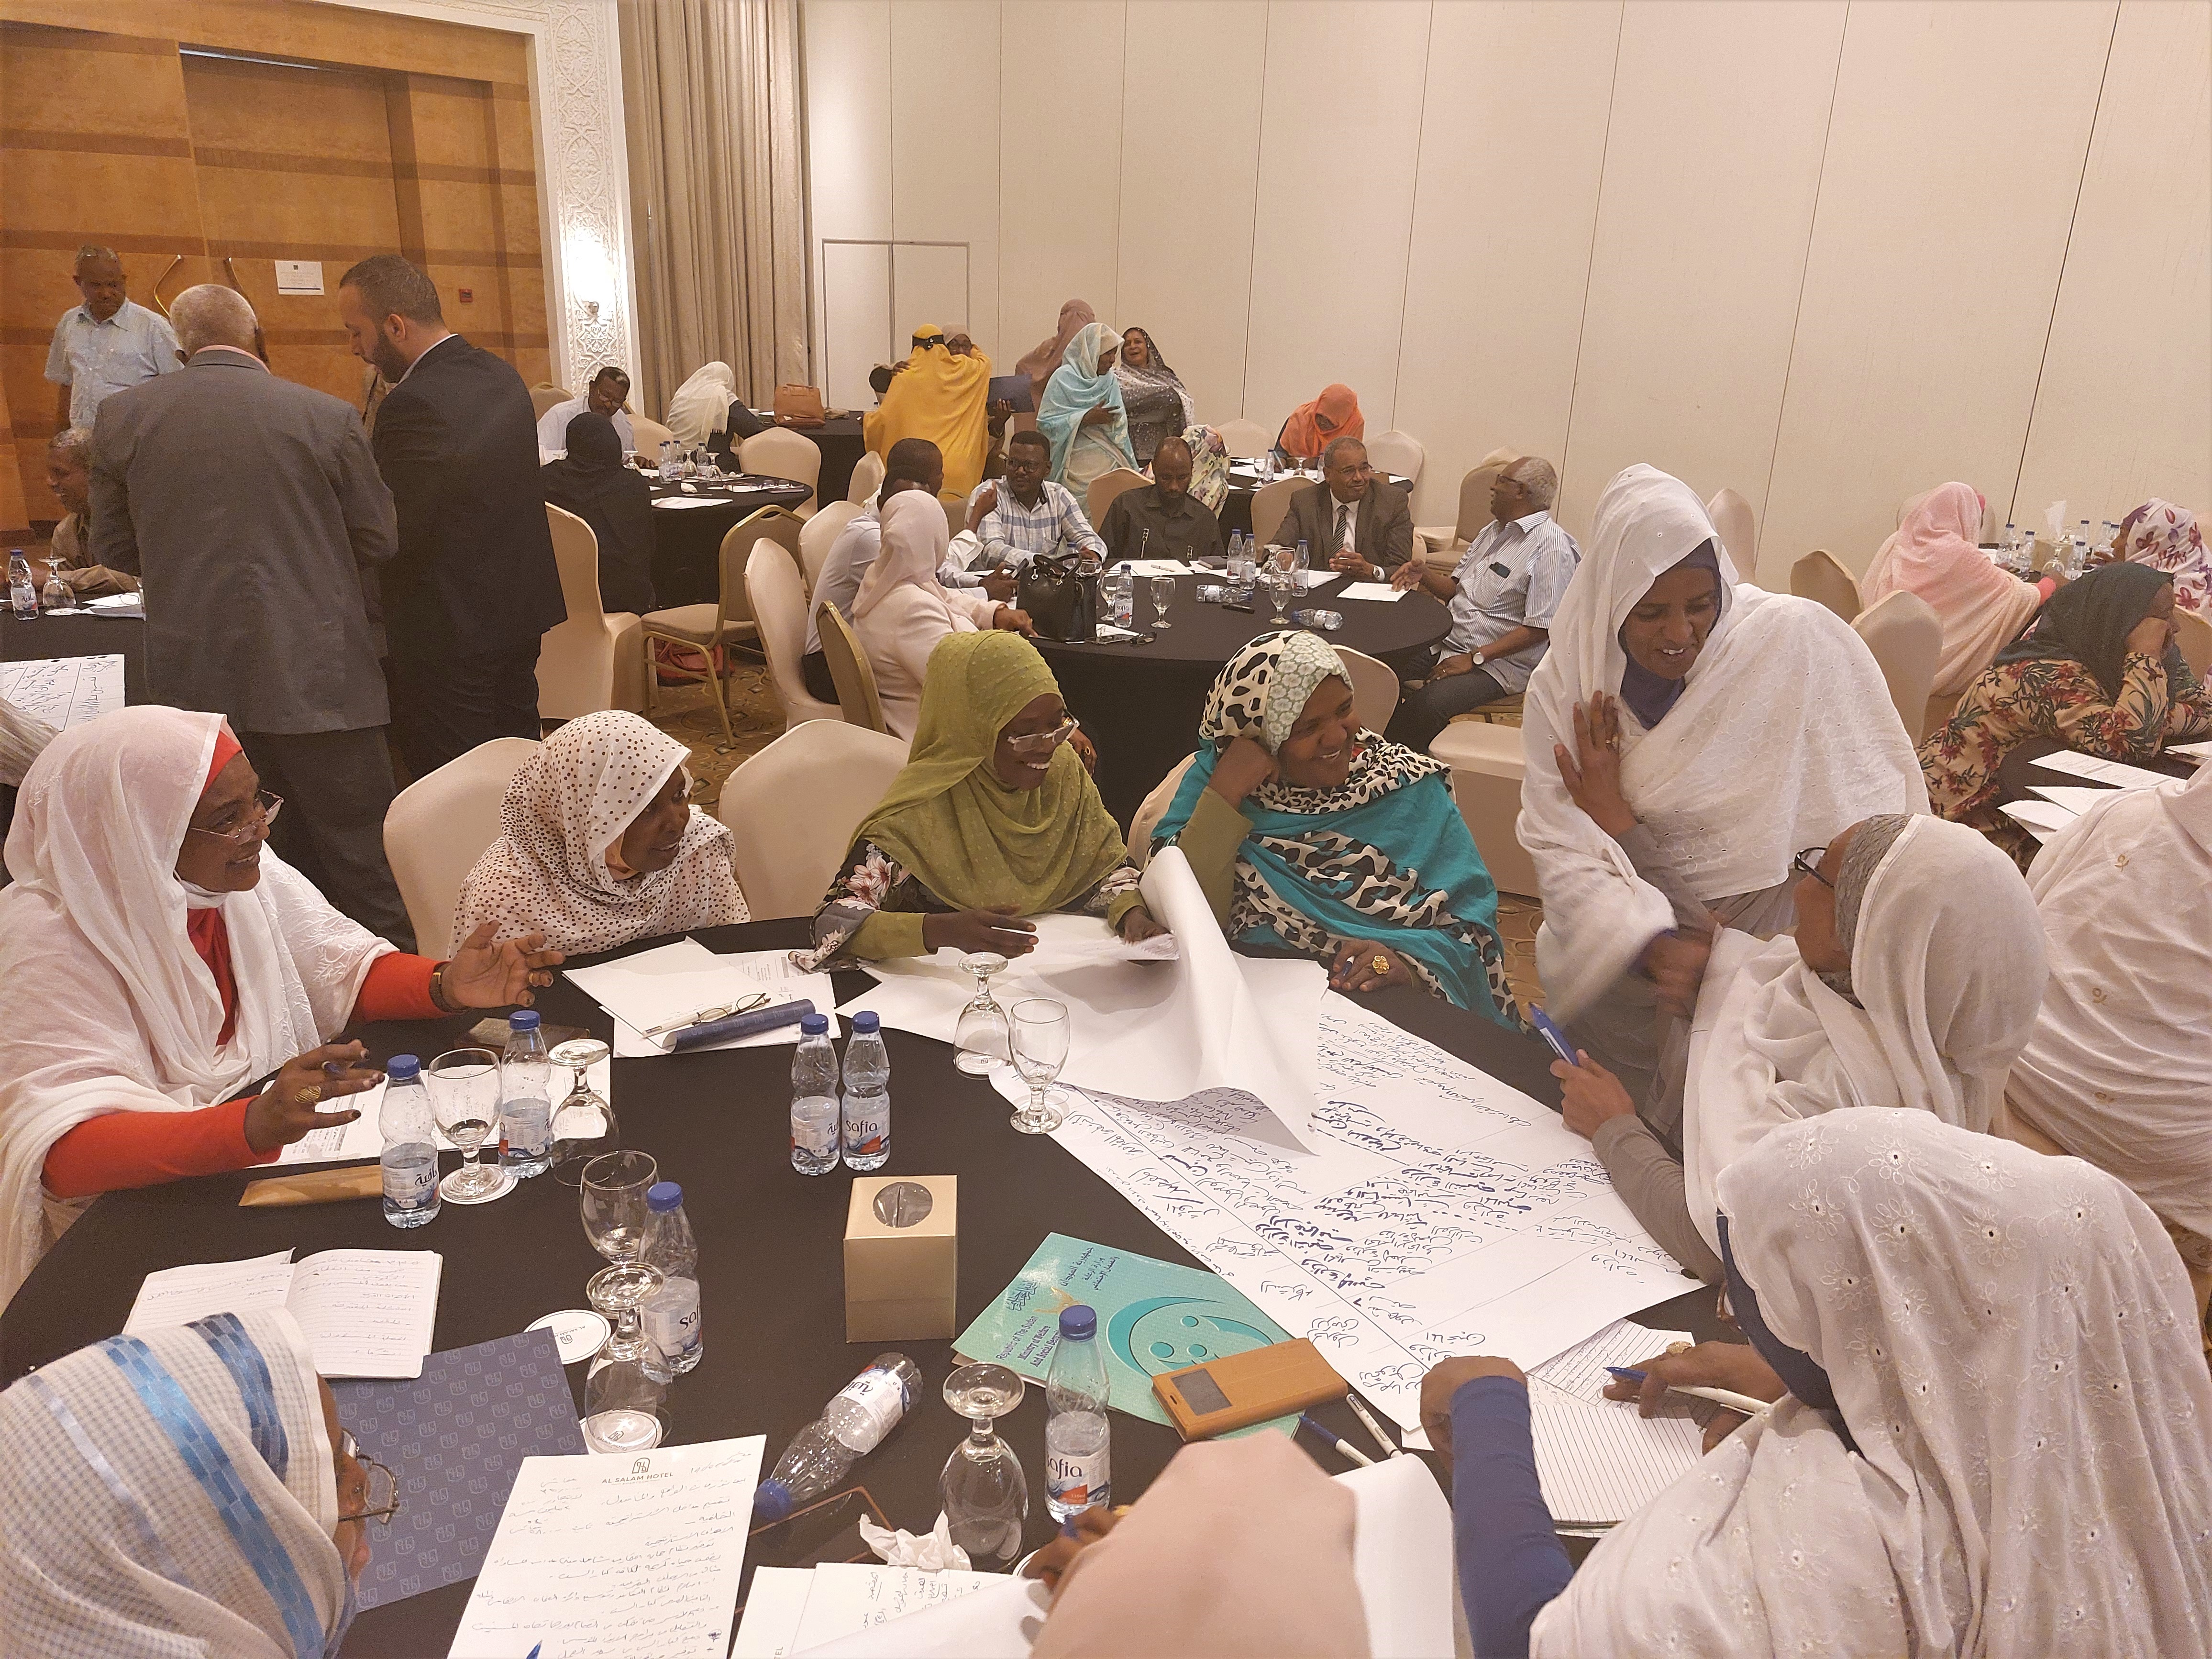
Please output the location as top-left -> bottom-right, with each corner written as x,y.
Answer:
581,1151 -> 664,1363
952,952 -> 1011,1077
1262,553 -> 1294,626
1149,574 -> 1176,630
547,1038 -> 617,1186
1008,998 -> 1071,1135
426,1048 -> 511,1205
940,1363 -> 1029,1566
583,1356 -> 665,1453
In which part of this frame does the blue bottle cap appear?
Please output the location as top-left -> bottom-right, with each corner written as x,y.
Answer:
853,1011 -> 880,1034
509,1009 -> 540,1029
753,1478 -> 794,1522
385,1053 -> 420,1082
800,1013 -> 829,1036
647,1181 -> 682,1213
1059,1304 -> 1097,1340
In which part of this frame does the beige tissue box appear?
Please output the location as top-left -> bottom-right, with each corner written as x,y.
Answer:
844,1175 -> 958,1342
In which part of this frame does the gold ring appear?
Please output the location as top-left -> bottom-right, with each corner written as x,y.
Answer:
1665,1340 -> 1692,1356
1370,954 -> 1391,977
294,1085 -> 322,1106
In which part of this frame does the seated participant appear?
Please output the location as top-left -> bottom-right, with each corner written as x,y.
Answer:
42,427 -> 139,597
1863,480 -> 2055,697
1150,631 -> 1517,1023
863,324 -> 992,500
1110,326 -> 1195,466
535,364 -> 636,455
0,709 -> 557,1298
1280,436 -> 1412,579
2116,497 -> 2209,617
1554,812 -> 2045,1280
1097,436 -> 1224,565
1387,455 -> 1578,749
0,1310 -> 374,1654
1037,321 -> 1136,493
1424,1111 -> 2212,1659
540,409 -> 655,613
854,492 -> 1033,740
1921,563 -> 2211,867
664,360 -> 765,453
452,710 -> 746,957
1273,382 -> 1362,465
804,631 -> 1159,963
2008,764 -> 2212,1336
975,430 -> 1107,572
1523,464 -> 1924,1108
1179,422 -> 1232,515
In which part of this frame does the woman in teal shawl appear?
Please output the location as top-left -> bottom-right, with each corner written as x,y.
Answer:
1151,631 -> 1519,1025
1036,320 -> 1135,491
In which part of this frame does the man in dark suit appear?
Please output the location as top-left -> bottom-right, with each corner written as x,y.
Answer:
338,254 -> 565,779
90,283 -> 413,945
1280,436 -> 1413,579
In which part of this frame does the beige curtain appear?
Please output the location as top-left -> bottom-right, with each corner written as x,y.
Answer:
619,0 -> 809,421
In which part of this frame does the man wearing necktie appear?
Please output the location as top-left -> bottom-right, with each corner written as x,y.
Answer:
1283,435 -> 1412,580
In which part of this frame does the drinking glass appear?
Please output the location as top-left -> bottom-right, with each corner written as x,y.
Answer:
583,1357 -> 665,1453
581,1151 -> 664,1363
426,1048 -> 511,1204
1008,998 -> 1071,1135
547,1038 -> 616,1186
952,952 -> 1011,1076
940,1363 -> 1029,1566
1263,551 -> 1295,626
1150,574 -> 1176,630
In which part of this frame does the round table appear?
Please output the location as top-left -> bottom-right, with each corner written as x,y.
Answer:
649,475 -> 816,607
0,608 -> 148,700
0,915 -> 1717,1654
1034,571 -> 1451,826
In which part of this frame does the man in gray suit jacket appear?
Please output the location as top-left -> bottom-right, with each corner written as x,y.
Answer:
91,285 -> 413,946
1280,435 -> 1413,579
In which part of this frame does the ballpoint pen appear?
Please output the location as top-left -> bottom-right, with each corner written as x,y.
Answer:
642,992 -> 770,1039
1344,1391 -> 1403,1459
1300,1413 -> 1374,1468
1604,1366 -> 1772,1417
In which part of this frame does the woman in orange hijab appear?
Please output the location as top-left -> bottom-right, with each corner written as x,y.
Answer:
1275,383 -> 1364,464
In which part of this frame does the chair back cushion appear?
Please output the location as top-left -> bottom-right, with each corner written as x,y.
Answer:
537,504 -> 619,719
1851,589 -> 1944,742
816,603 -> 889,733
1128,754 -> 1197,868
746,540 -> 842,730
1215,418 -> 1271,459
801,500 -> 863,594
1790,549 -> 1863,623
384,738 -> 540,957
1085,468 -> 1148,527
847,450 -> 886,505
738,428 -> 824,511
717,721 -> 910,918
1250,477 -> 1304,548
1333,644 -> 1402,731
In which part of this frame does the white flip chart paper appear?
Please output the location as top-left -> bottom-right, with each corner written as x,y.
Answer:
0,653 -> 122,728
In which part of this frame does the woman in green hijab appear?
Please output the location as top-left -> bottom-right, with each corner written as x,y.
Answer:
802,632 -> 1164,962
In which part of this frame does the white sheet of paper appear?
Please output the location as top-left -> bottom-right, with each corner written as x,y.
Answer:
83,592 -> 146,616
653,494 -> 724,510
1336,582 -> 1406,603
124,1248 -> 297,1331
451,1435 -> 763,1658
786,1565 -> 1003,1654
1527,1380 -> 1705,1527
2000,798 -> 2077,837
1339,1454 -> 1458,1659
0,653 -> 123,728
569,942 -> 835,1051
2029,784 -> 2128,816
124,1248 -> 440,1378
1121,559 -> 1191,578
1529,1318 -> 1692,1399
732,1568 -> 822,1659
1091,624 -> 1143,642
791,1575 -> 1043,1658
2168,738 -> 2212,763
2024,747 -> 2175,788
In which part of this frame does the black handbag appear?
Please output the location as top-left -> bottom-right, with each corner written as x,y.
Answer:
1017,552 -> 1098,643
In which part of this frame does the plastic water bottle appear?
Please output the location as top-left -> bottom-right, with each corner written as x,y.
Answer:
658,438 -> 681,481
498,1010 -> 553,1179
1101,564 -> 1134,629
753,1353 -> 921,1521
1295,537 -> 1312,580
639,1181 -> 703,1381
790,1014 -> 841,1175
9,552 -> 36,620
1045,1305 -> 1112,1520
841,1011 -> 891,1172
378,1053 -> 441,1229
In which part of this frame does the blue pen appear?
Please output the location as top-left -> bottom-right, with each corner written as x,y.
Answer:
1299,1413 -> 1373,1468
1605,1365 -> 1648,1383
1528,1005 -> 1578,1067
1604,1366 -> 1771,1416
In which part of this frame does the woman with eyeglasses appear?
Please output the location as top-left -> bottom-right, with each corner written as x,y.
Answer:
1548,811 -> 2045,1279
0,708 -> 560,1300
0,1309 -> 387,1654
801,630 -> 1162,967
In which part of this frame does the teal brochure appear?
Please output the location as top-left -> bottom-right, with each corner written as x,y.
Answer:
954,1233 -> 1292,1428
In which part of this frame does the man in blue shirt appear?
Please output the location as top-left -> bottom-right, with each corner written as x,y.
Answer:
45,246 -> 180,435
1385,456 -> 1579,751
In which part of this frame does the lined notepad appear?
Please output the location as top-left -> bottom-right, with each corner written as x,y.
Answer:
125,1248 -> 442,1378
1526,1319 -> 1705,1527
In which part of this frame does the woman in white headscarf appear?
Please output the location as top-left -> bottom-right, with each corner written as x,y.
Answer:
2007,764 -> 2212,1338
451,709 -> 747,957
1520,464 -> 1925,1108
0,708 -> 558,1299
0,1309 -> 371,1656
1425,1110 -> 2212,1659
853,490 -> 1031,740
664,360 -> 766,451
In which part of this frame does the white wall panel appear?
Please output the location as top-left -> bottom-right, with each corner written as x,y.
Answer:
1763,0 -> 2117,576
803,0 -> 892,409
2014,0 -> 2212,527
1560,0 -> 1845,549
1393,0 -> 1620,526
1242,0 -> 1431,443
1115,0 -> 1268,426
888,1 -> 1002,357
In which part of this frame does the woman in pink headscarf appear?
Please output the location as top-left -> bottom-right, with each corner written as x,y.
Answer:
1016,299 -> 1095,412
1862,481 -> 2055,697
2117,498 -> 2210,618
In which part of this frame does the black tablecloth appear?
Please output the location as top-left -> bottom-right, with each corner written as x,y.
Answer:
1217,469 -> 1415,540
1037,571 -> 1450,826
649,477 -> 816,608
0,916 -> 1717,1654
0,608 -> 148,701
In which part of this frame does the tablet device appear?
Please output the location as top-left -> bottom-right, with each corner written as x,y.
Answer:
988,375 -> 1034,412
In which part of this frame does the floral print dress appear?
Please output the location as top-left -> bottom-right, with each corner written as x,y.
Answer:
798,838 -> 1142,969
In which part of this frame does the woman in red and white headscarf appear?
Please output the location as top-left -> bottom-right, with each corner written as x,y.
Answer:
2116,497 -> 2210,618
1863,481 -> 2055,696
0,708 -> 559,1299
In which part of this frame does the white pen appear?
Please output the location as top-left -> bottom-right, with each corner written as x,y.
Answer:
1344,1391 -> 1404,1459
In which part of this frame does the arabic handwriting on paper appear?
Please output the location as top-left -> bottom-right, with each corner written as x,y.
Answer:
0,653 -> 123,728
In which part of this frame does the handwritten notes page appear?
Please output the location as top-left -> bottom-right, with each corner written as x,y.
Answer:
124,1248 -> 441,1378
451,1435 -> 763,1658
0,653 -> 122,728
567,939 -> 836,1055
1029,998 -> 1688,1433
1524,1318 -> 1705,1526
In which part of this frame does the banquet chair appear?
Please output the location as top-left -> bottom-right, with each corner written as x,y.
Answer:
847,450 -> 885,505
1250,477 -> 1304,549
1216,418 -> 1272,460
1851,590 -> 1944,743
716,721 -> 909,919
1366,431 -> 1425,487
1335,646 -> 1401,731
383,737 -> 539,959
746,540 -> 844,733
1086,468 -> 1148,528
1129,754 -> 1197,869
1416,447 -> 1522,564
941,495 -> 970,541
529,383 -> 573,420
738,427 -> 824,516
801,499 -> 862,595
1705,487 -> 1758,578
2176,610 -> 2212,678
630,414 -> 675,453
640,506 -> 802,741
817,604 -> 890,734
1427,720 -> 1539,897
537,505 -> 645,719
1790,549 -> 1862,623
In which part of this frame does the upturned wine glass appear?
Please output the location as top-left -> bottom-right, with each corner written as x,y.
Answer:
547,1037 -> 616,1186
582,1357 -> 665,1453
1008,998 -> 1071,1135
952,952 -> 1011,1076
425,1048 -> 510,1204
580,1151 -> 664,1363
940,1363 -> 1029,1566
